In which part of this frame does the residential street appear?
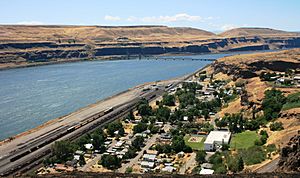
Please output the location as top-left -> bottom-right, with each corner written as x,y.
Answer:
118,134 -> 159,173
179,152 -> 196,174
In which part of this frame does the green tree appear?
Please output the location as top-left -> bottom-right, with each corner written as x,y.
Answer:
100,154 -> 121,169
133,122 -> 148,134
262,89 -> 286,120
124,146 -> 137,159
106,121 -> 124,136
162,94 -> 176,106
238,157 -> 244,172
126,110 -> 135,120
155,106 -> 171,122
270,122 -> 284,131
132,136 -> 144,150
91,133 -> 106,152
52,141 -> 76,162
79,154 -> 86,166
196,150 -> 207,164
148,124 -> 159,134
138,104 -> 152,116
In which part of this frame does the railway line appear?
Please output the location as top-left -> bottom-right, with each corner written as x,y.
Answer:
0,63 -> 203,177
0,87 -> 165,177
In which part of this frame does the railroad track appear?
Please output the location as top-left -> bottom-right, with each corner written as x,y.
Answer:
0,88 -> 164,177
0,63 -> 203,177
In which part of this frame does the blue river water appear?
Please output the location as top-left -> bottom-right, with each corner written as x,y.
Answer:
0,51 -> 268,140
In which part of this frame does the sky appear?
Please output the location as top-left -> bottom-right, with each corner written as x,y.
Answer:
0,0 -> 299,32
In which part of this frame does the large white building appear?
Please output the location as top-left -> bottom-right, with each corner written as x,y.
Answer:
204,131 -> 231,151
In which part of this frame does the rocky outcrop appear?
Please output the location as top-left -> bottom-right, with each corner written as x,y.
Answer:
212,61 -> 258,79
1,34 -> 300,68
277,134 -> 300,172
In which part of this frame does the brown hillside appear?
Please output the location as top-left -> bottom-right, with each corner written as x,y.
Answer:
0,25 -> 216,43
220,27 -> 300,37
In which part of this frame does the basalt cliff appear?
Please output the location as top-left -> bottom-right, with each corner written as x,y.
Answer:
1,25 -> 300,69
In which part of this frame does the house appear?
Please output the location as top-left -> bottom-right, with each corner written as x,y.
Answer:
201,163 -> 213,169
73,155 -> 80,161
84,144 -> 94,150
141,161 -> 155,169
177,151 -> 185,158
146,150 -> 158,155
162,166 -> 176,172
66,160 -> 77,167
204,131 -> 231,151
200,168 -> 214,175
183,116 -> 189,121
160,133 -> 172,140
143,154 -> 156,162
75,150 -> 85,155
294,75 -> 300,83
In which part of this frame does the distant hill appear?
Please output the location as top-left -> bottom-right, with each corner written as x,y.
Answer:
219,27 -> 300,37
1,25 -> 300,70
0,25 -> 216,43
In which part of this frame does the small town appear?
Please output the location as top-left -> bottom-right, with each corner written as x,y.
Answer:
36,65 -> 300,175
0,1 -> 300,177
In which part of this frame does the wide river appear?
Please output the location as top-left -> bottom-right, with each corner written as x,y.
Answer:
0,51 -> 269,140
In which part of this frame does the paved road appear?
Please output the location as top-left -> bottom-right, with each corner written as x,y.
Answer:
179,152 -> 196,174
118,134 -> 159,173
256,157 -> 279,173
80,154 -> 102,172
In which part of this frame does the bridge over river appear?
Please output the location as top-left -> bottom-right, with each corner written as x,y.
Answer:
140,57 -> 216,61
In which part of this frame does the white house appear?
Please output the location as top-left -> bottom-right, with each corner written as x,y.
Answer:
204,131 -> 231,151
141,161 -> 155,169
200,168 -> 214,175
143,154 -> 156,162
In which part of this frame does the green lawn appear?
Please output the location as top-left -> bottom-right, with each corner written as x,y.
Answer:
184,134 -> 205,150
230,131 -> 259,150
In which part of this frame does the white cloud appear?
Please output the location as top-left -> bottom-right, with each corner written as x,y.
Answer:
104,15 -> 121,21
16,21 -> 44,25
221,24 -> 239,31
141,13 -> 203,23
220,24 -> 249,31
126,16 -> 138,22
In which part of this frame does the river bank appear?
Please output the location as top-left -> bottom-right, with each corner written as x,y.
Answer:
0,48 -> 285,71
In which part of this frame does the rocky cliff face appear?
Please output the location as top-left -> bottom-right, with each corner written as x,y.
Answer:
1,26 -> 300,69
212,48 -> 300,79
277,134 -> 300,172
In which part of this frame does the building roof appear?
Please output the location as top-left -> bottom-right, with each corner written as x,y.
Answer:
75,150 -> 85,155
204,131 -> 231,144
201,163 -> 213,169
84,143 -> 94,150
115,141 -> 125,147
200,168 -> 214,175
141,161 -> 155,168
162,166 -> 176,172
143,154 -> 156,160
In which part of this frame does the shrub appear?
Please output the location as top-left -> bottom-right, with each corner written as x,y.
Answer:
270,122 -> 284,131
238,146 -> 266,165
